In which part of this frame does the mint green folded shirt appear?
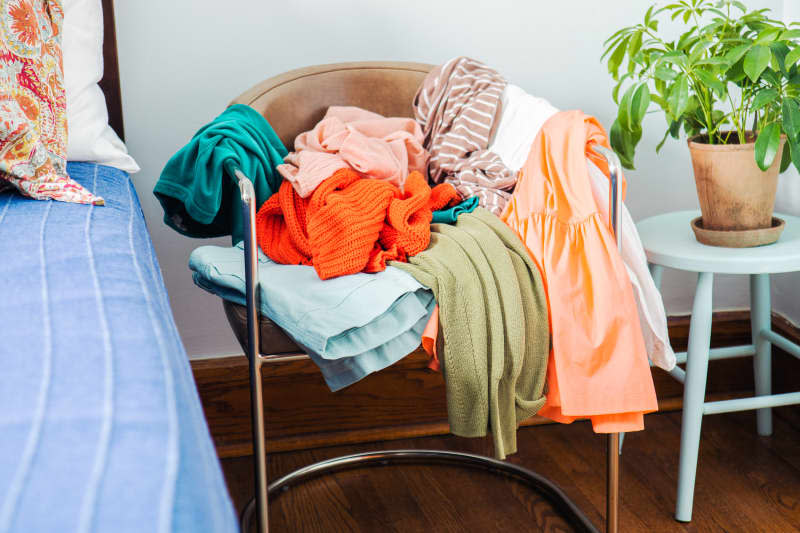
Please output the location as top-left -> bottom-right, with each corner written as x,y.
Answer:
154,104 -> 288,243
189,243 -> 434,391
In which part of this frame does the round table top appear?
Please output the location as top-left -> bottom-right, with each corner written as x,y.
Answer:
636,210 -> 800,274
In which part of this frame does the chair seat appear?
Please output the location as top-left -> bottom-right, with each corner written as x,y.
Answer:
223,299 -> 301,355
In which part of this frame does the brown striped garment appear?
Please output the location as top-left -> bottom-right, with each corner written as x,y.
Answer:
414,57 -> 516,215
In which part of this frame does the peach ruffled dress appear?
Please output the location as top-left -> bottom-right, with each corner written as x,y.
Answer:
501,110 -> 657,432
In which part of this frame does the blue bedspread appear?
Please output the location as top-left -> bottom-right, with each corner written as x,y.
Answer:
0,163 -> 237,533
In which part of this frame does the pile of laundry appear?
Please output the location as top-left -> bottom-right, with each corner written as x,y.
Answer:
156,57 -> 675,459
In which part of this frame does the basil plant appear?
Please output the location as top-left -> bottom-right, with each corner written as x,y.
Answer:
603,0 -> 800,173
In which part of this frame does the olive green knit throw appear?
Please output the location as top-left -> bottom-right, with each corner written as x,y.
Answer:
392,208 -> 549,459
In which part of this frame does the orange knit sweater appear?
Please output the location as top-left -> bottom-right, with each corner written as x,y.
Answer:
256,168 -> 460,279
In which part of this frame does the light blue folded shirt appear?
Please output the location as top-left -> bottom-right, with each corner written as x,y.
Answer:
189,244 -> 434,390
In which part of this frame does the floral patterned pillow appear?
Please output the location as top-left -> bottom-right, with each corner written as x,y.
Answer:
0,0 -> 102,205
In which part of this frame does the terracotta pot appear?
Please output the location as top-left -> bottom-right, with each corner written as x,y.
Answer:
688,132 -> 784,231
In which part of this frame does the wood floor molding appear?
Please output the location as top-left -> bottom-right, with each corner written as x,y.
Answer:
193,310 -> 800,458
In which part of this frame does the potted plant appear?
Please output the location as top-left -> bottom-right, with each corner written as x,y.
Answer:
603,0 -> 800,246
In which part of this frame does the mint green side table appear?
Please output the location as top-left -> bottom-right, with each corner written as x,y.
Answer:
637,210 -> 800,523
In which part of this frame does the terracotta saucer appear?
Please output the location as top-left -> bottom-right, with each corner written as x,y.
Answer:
691,216 -> 785,247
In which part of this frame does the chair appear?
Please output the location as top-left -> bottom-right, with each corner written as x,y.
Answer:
221,61 -> 624,533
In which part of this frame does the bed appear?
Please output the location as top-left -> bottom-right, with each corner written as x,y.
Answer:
0,3 -> 238,532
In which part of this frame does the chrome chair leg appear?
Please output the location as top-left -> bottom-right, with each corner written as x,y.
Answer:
247,355 -> 267,532
591,144 -> 624,533
236,170 -> 268,532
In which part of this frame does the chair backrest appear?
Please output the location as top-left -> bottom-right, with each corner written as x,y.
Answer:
230,61 -> 433,149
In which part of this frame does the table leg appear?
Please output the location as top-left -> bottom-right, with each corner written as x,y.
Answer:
649,263 -> 664,291
750,273 -> 772,437
675,271 -> 713,523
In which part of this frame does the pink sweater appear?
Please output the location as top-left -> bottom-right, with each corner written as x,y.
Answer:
278,106 -> 429,197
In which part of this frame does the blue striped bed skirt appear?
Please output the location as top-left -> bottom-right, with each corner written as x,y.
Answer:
0,163 -> 237,533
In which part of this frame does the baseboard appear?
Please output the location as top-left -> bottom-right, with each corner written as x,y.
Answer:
192,310 -> 800,458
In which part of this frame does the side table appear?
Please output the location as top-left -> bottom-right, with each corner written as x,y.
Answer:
637,210 -> 800,522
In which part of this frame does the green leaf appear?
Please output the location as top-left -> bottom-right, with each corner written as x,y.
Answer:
779,29 -> 800,41
724,44 -> 751,64
619,83 -> 648,130
684,120 -> 702,138
644,4 -> 655,26
660,51 -> 688,68
744,45 -> 771,81
769,41 -> 790,75
655,65 -> 678,81
761,68 -> 780,86
726,59 -> 747,83
628,31 -> 643,60
695,68 -> 726,97
754,122 -> 781,171
609,119 -> 642,170
720,37 -> 749,45
668,74 -> 690,120
608,36 -> 630,79
650,93 -> 668,111
677,29 -> 699,52
711,109 -> 727,125
654,76 -> 666,97
754,27 -> 782,45
780,137 -> 792,172
631,83 -> 651,124
785,46 -> 800,69
745,20 -> 769,32
790,138 -> 800,174
752,87 -> 778,111
670,118 -> 683,139
707,7 -> 727,18
601,33 -> 627,60
618,85 -> 634,130
604,26 -> 631,46
656,127 -> 671,153
695,57 -> 730,67
689,40 -> 714,63
612,84 -> 622,105
609,120 -> 635,169
611,72 -> 633,104
699,20 -> 724,36
782,98 -> 800,141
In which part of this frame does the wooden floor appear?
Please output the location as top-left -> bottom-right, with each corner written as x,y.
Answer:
222,407 -> 800,532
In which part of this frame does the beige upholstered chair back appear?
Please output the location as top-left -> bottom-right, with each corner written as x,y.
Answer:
225,61 -> 434,355
230,61 -> 433,149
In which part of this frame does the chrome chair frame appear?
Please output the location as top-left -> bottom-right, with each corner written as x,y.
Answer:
234,145 -> 624,533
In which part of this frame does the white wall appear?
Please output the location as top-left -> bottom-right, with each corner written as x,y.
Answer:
115,0 -> 790,359
775,1 -> 800,325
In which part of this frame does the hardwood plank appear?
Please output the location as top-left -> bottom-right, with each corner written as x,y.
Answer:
261,436 -> 582,533
224,408 -> 800,532
197,311 -> 799,457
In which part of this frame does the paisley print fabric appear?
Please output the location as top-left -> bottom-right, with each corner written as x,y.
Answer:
0,0 -> 102,204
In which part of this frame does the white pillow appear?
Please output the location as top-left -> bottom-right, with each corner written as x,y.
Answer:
63,0 -> 139,173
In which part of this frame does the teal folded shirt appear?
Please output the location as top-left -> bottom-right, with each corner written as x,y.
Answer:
189,244 -> 434,391
154,104 -> 288,243
432,196 -> 479,224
